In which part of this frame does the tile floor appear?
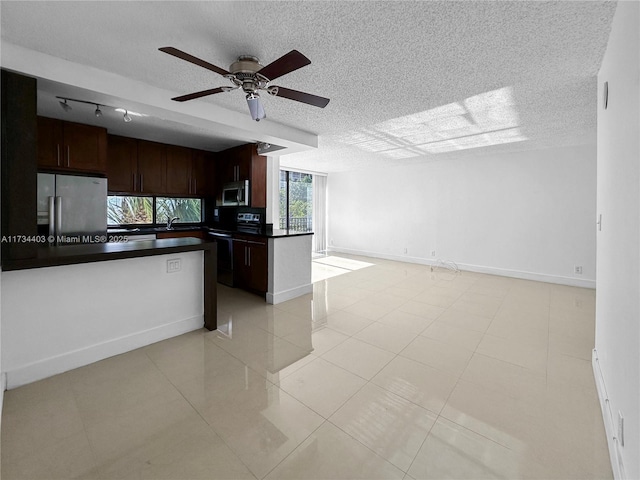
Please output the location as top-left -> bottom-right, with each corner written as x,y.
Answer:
1,254 -> 612,479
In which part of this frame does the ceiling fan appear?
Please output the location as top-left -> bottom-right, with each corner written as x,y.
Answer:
159,47 -> 330,121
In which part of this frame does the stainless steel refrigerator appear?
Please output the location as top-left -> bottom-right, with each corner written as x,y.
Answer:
37,173 -> 107,244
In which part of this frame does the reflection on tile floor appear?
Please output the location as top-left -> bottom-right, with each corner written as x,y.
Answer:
1,254 -> 612,479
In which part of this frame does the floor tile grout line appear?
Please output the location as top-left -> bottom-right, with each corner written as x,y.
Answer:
141,348 -> 261,480
62,378 -> 103,476
258,419 -> 327,480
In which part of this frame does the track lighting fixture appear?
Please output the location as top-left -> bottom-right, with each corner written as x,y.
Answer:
55,96 -> 142,123
59,99 -> 72,112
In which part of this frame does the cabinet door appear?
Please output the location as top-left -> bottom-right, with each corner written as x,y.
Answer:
236,155 -> 251,181
137,140 -> 166,194
247,241 -> 268,293
165,145 -> 192,195
192,150 -> 215,196
221,158 -> 236,184
37,116 -> 64,169
63,121 -> 107,173
107,135 -> 138,193
250,152 -> 267,208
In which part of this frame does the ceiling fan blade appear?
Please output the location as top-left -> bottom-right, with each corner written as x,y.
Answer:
271,86 -> 330,108
159,47 -> 230,76
171,87 -> 226,102
258,50 -> 311,81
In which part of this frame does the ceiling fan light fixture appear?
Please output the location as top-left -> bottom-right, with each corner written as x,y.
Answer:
59,99 -> 72,112
246,93 -> 266,122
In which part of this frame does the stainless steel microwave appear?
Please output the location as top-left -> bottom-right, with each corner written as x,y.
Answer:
222,180 -> 250,206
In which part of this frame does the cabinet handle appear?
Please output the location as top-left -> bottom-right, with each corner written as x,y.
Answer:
244,246 -> 248,265
133,173 -> 137,191
194,178 -> 197,193
140,174 -> 144,192
56,145 -> 61,166
66,146 -> 70,167
248,247 -> 251,266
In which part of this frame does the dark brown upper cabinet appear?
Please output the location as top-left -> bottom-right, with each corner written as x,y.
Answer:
37,116 -> 107,175
136,140 -> 167,194
191,149 -> 215,197
165,144 -> 192,195
107,135 -> 138,193
107,135 -> 215,197
215,144 -> 266,207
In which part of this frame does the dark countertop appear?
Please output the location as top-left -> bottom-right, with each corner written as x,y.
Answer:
2,237 -> 215,271
108,225 -> 314,239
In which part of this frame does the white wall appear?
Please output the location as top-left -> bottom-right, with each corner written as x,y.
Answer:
327,143 -> 596,287
594,1 -> 640,478
1,251 -> 204,389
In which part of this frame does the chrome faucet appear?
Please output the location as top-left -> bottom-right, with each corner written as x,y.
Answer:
167,216 -> 180,229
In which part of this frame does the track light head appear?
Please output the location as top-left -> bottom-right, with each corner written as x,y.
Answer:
94,105 -> 103,118
59,99 -> 72,112
123,110 -> 132,123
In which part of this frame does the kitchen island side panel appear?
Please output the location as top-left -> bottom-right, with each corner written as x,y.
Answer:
267,234 -> 313,304
1,251 -> 204,388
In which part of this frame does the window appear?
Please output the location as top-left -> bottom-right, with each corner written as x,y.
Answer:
155,197 -> 202,224
279,170 -> 313,232
107,196 -> 153,225
107,196 -> 203,226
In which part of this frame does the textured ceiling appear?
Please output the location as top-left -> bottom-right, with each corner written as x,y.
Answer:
0,1 -> 617,171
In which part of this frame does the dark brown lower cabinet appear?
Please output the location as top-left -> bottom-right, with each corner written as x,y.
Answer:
233,236 -> 268,294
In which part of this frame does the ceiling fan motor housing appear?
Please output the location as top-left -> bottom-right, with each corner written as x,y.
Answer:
228,56 -> 267,93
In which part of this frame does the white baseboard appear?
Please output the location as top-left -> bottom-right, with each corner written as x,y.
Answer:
5,315 -> 203,390
592,349 -> 625,480
267,283 -> 313,305
328,247 -> 596,289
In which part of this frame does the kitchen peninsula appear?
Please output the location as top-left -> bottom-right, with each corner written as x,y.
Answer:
1,237 -> 217,389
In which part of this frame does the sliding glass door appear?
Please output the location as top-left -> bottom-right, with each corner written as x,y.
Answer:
279,170 -> 313,232
280,169 -> 328,253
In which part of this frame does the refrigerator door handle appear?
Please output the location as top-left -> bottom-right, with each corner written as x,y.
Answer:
55,196 -> 63,238
48,196 -> 56,239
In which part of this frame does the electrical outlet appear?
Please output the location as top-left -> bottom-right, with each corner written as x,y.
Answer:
431,250 -> 436,257
574,265 -> 583,275
167,258 -> 181,273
